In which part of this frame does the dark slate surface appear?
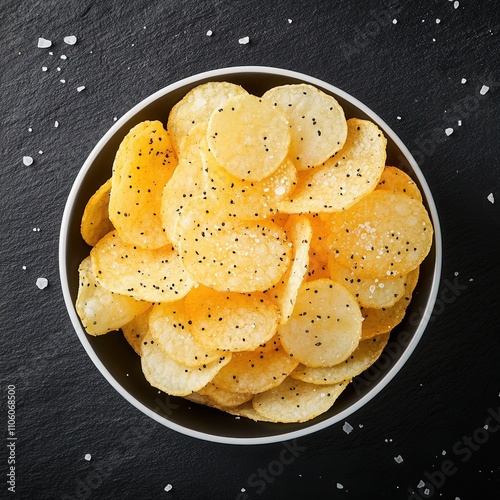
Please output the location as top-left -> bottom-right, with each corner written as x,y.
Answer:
1,0 -> 499,498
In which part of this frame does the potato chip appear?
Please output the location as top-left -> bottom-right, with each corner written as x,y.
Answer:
140,332 -> 231,396
279,279 -> 362,367
198,383 -> 253,407
76,257 -> 150,336
207,94 -> 291,181
177,200 -> 291,292
306,253 -> 330,281
266,215 -> 311,324
122,307 -> 152,354
262,83 -> 347,170
277,118 -> 386,213
291,332 -> 390,385
361,267 -> 419,339
91,230 -> 194,302
80,178 -> 114,246
252,377 -> 349,423
306,213 -> 331,258
224,401 -> 276,422
109,120 -> 177,249
377,166 -> 423,201
185,286 -> 280,352
212,335 -> 298,394
328,190 -> 433,277
327,258 -> 407,309
149,301 -> 220,367
167,82 -> 248,154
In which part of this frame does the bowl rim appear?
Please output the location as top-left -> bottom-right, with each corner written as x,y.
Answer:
59,65 -> 442,445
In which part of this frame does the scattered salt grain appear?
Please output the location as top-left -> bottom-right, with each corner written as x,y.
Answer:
238,36 -> 250,45
274,186 -> 286,196
54,120 -> 59,128
424,489 -> 430,496
36,277 -> 48,289
288,19 -> 293,24
38,37 -> 52,48
436,19 -> 441,24
480,85 -> 489,95
342,421 -> 353,434
392,19 -> 397,24
49,51 -> 53,56
206,30 -> 213,36
397,116 -> 401,120
84,454 -> 91,461
77,85 -> 86,92
38,150 -> 43,154
60,54 -> 67,60
113,117 -> 117,122
33,227 -> 40,232
445,127 -> 454,136
337,483 -> 344,489
42,66 -> 48,72
461,78 -> 467,84
359,424 -> 363,428
241,488 -> 246,492
454,271 -> 459,276
28,127 -> 33,132
23,156 -> 33,166
64,35 -> 77,45
22,266 -> 27,270
234,416 -> 240,419
164,484 -> 173,492
60,79 -> 66,84
394,455 -> 403,463
454,1 -> 459,9
417,480 -> 425,488
458,120 -> 462,126
442,450 -> 447,455
487,193 -> 495,203
57,67 -> 61,71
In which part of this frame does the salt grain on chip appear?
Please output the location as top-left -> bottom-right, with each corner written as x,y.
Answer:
37,37 -> 52,48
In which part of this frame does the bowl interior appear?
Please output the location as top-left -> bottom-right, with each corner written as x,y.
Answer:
61,67 -> 441,444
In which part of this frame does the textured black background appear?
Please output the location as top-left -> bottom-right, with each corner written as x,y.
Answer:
1,0 -> 500,499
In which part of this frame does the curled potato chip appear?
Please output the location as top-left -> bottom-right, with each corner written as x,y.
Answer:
328,258 -> 407,309
76,257 -> 150,336
212,335 -> 298,394
185,286 -> 280,352
328,190 -> 433,277
377,166 -> 423,201
140,333 -> 231,396
277,118 -> 386,213
262,83 -> 347,170
252,377 -> 349,423
279,279 -> 362,367
149,301 -> 220,367
91,230 -> 194,303
197,383 -> 253,407
291,332 -> 390,385
122,307 -> 152,355
109,121 -> 177,249
81,178 -> 114,246
177,200 -> 291,292
167,82 -> 248,154
207,94 -> 291,181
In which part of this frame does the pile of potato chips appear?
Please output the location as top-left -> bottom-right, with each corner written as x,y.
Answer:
76,81 -> 433,423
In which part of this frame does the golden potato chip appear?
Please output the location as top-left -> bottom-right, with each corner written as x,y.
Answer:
361,267 -> 419,339
140,332 -> 231,396
80,178 -> 114,246
198,383 -> 253,407
212,335 -> 298,394
91,230 -> 194,302
149,301 -> 220,367
109,121 -> 177,249
327,258 -> 407,309
328,190 -> 433,277
306,253 -> 330,281
277,118 -> 386,213
266,215 -> 311,324
262,83 -> 347,170
167,82 -> 248,154
76,257 -> 150,336
291,332 -> 390,385
377,166 -> 422,201
177,200 -> 291,292
185,286 -> 280,352
122,307 -> 152,355
306,213 -> 331,258
207,94 -> 291,181
252,377 -> 349,423
279,279 -> 362,367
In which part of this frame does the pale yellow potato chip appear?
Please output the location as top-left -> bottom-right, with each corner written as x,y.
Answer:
279,279 -> 362,367
149,301 -> 220,367
376,166 -> 423,201
177,200 -> 291,292
76,257 -> 150,336
80,178 -> 114,246
328,190 -> 433,277
109,121 -> 177,249
252,377 -> 349,423
167,82 -> 248,154
140,332 -> 231,396
207,94 -> 291,181
90,230 -> 194,302
122,307 -> 152,355
185,286 -> 280,352
306,213 -> 332,258
262,83 -> 347,170
197,383 -> 253,407
291,332 -> 390,385
277,118 -> 386,213
211,335 -> 298,394
224,401 -> 275,422
327,258 -> 407,309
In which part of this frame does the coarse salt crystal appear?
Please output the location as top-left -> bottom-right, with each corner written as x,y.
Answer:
274,186 -> 286,196
84,454 -> 91,461
60,54 -> 67,60
392,19 -> 397,24
57,67 -> 61,71
342,421 -> 353,434
424,488 -> 430,495
164,484 -> 173,492
22,266 -> 27,270
23,156 -> 33,166
36,277 -> 48,289
288,19 -> 293,24
113,117 -> 117,121
461,78 -> 467,84
397,116 -> 401,120
417,480 -> 425,488
38,37 -> 52,48
77,85 -> 86,92
394,455 -> 403,463
60,79 -> 66,84
42,66 -> 48,72
337,483 -> 344,489
458,120 -> 462,126
445,127 -> 454,136
238,36 -> 250,44
28,127 -> 33,132
454,271 -> 459,276
55,120 -> 59,128
64,35 -> 77,45
487,193 -> 494,203
436,19 -> 441,24
206,30 -> 213,36
38,150 -> 43,154
454,1 -> 459,8
241,488 -> 246,492
480,85 -> 489,95
442,450 -> 447,455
